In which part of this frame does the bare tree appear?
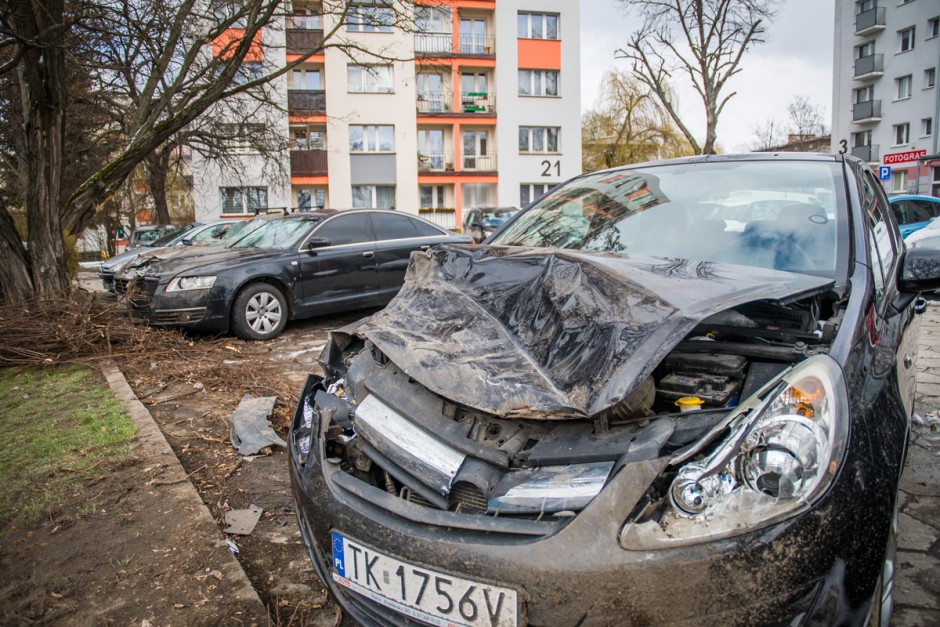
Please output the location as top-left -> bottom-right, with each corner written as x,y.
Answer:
582,70 -> 693,171
0,0 -> 419,304
749,117 -> 785,151
786,94 -> 827,138
617,0 -> 779,155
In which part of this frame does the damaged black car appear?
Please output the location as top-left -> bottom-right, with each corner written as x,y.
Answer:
289,154 -> 940,626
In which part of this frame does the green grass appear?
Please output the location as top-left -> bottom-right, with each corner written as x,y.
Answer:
0,366 -> 136,527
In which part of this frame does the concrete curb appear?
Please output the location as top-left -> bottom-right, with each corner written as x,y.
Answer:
99,360 -> 270,622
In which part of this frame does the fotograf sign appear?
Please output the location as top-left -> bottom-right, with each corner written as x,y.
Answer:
882,149 -> 927,165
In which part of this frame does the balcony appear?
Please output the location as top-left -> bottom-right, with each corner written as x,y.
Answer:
416,91 -> 452,114
290,149 -> 328,176
461,152 -> 497,172
417,151 -> 497,173
854,54 -> 883,80
851,144 -> 879,162
855,8 -> 885,36
458,34 -> 495,56
460,92 -> 495,114
286,28 -> 324,54
852,99 -> 882,123
415,33 -> 453,56
288,89 -> 326,116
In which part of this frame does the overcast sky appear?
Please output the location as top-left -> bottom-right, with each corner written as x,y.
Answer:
579,0 -> 835,153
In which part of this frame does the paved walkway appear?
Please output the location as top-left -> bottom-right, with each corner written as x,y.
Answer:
895,304 -> 940,624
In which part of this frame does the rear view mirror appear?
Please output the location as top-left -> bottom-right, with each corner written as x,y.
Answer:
181,238 -> 193,246
898,247 -> 940,293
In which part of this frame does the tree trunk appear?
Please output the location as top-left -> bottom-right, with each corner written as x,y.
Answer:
0,198 -> 34,305
145,148 -> 173,224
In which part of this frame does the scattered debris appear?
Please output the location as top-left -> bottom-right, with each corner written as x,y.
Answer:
229,394 -> 286,456
225,538 -> 240,554
224,504 -> 264,536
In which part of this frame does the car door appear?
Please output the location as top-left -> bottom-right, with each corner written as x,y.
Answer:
295,213 -> 378,317
370,212 -> 435,303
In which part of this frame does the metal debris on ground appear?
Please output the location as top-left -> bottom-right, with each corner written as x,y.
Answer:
225,538 -> 240,554
224,504 -> 264,535
229,394 -> 286,456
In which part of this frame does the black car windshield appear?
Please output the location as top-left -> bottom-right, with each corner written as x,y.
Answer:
490,160 -> 846,277
229,217 -> 320,249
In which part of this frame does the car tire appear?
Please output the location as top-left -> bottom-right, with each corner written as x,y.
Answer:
868,499 -> 898,627
231,283 -> 288,341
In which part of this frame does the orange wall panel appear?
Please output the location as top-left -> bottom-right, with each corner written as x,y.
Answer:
517,39 -> 561,70
213,29 -> 263,61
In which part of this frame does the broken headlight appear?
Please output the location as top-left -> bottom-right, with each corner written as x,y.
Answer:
166,275 -> 217,292
487,462 -> 615,515
621,355 -> 848,549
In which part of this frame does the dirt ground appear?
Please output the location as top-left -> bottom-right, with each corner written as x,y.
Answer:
0,281 -> 374,626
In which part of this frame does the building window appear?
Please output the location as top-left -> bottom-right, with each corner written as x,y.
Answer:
927,68 -> 937,88
419,185 -> 446,209
221,187 -> 268,215
519,127 -> 560,153
352,185 -> 395,209
347,65 -> 394,93
349,125 -> 394,152
856,0 -> 873,12
899,26 -> 915,52
222,61 -> 263,85
462,183 -> 496,209
894,122 -> 910,146
892,170 -> 908,195
854,85 -> 874,103
853,130 -> 872,147
856,41 -> 875,58
923,118 -> 934,137
291,9 -> 321,30
897,75 -> 912,99
416,6 -> 450,33
218,123 -> 264,154
518,70 -> 559,96
929,17 -> 939,39
517,12 -> 559,39
347,5 -> 393,32
292,127 -> 325,150
292,69 -> 321,90
520,183 -> 549,207
297,188 -> 326,210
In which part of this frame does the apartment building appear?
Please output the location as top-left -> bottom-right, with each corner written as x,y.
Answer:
191,0 -> 582,230
832,0 -> 940,196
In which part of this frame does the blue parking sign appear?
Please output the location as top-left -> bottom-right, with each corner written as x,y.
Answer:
878,166 -> 891,181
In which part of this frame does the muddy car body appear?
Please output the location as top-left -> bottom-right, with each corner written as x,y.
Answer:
289,154 -> 940,625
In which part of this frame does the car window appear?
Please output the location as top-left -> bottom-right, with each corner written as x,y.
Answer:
313,213 -> 374,246
372,212 -> 420,240
890,200 -> 908,226
409,217 -> 445,237
149,226 -> 187,246
911,199 -> 939,221
862,170 -> 899,303
231,218 -> 321,249
191,224 -> 229,242
490,161 -> 846,277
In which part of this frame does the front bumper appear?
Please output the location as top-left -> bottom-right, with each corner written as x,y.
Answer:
126,280 -> 230,333
288,380 -> 877,627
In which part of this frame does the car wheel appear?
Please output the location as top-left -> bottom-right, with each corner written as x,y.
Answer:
868,499 -> 898,627
231,283 -> 288,340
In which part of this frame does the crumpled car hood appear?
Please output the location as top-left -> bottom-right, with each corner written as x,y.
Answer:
351,246 -> 834,419
121,247 -> 269,280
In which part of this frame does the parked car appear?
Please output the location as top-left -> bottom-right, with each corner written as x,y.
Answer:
888,194 -> 940,238
462,207 -> 518,243
289,154 -> 939,626
100,218 -> 250,292
122,210 -> 472,339
125,224 -> 177,250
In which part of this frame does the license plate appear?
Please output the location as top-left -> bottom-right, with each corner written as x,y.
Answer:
331,531 -> 518,627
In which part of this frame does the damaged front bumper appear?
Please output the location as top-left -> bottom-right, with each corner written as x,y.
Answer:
124,277 -> 230,332
288,374 -> 873,627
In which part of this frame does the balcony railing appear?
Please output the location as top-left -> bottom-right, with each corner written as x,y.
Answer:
286,28 -> 324,54
461,152 -> 497,172
851,144 -> 879,162
854,54 -> 884,79
418,208 -> 457,230
855,8 -> 885,35
416,91 -> 452,113
458,34 -> 495,56
288,89 -> 326,116
290,149 -> 328,176
852,100 -> 882,122
418,151 -> 453,172
460,92 -> 495,113
415,32 -> 453,56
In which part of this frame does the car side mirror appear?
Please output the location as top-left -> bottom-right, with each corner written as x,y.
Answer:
181,238 -> 193,246
305,237 -> 331,250
893,247 -> 940,311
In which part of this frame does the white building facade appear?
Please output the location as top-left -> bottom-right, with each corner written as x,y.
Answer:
832,0 -> 940,196
191,0 -> 582,229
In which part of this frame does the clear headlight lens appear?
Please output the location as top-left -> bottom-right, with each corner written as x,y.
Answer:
621,355 -> 848,549
487,462 -> 614,515
166,275 -> 217,292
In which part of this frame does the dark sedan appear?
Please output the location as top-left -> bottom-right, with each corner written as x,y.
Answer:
122,210 -> 471,340
289,154 -> 939,626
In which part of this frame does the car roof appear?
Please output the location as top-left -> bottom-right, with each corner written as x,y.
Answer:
587,152 -> 842,177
